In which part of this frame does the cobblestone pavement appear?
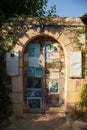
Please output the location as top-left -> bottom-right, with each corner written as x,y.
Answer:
4,114 -> 72,130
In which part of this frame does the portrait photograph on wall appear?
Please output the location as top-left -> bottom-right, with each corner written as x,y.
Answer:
49,82 -> 59,94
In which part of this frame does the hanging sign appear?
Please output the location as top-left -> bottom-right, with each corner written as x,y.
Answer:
69,51 -> 82,78
6,51 -> 19,76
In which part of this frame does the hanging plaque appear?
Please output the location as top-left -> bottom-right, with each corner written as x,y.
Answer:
69,51 -> 82,78
6,51 -> 19,76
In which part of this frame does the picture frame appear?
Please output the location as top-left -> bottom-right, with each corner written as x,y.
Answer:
48,94 -> 59,107
35,67 -> 43,77
28,43 -> 40,57
28,78 -> 41,88
27,97 -> 42,109
44,42 -> 52,52
29,57 -> 40,67
49,82 -> 59,94
28,67 -> 35,77
26,88 -> 42,97
28,47 -> 35,57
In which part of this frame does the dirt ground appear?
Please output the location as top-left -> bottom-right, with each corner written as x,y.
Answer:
2,113 -> 87,130
4,113 -> 72,130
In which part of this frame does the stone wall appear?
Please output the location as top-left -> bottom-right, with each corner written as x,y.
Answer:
7,17 -> 87,115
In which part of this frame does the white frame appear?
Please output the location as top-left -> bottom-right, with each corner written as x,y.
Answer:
27,97 -> 42,109
49,82 -> 59,94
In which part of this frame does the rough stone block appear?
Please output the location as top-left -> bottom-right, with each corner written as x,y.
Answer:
13,103 -> 23,116
12,76 -> 23,92
58,33 -> 70,47
11,92 -> 23,104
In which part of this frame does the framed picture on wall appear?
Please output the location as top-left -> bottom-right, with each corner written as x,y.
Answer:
28,43 -> 40,57
35,68 -> 43,77
28,67 -> 35,77
28,47 -> 35,57
44,42 -> 52,52
27,78 -> 41,88
29,57 -> 40,67
27,97 -> 42,109
49,82 -> 59,94
48,94 -> 59,107
26,88 -> 42,97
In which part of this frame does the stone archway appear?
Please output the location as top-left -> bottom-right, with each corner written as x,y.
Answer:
12,29 -> 74,115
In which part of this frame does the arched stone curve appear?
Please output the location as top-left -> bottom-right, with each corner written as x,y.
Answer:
14,29 -> 73,54
13,29 -> 73,110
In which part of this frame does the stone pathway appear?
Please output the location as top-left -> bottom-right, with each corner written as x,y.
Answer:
4,114 -> 72,130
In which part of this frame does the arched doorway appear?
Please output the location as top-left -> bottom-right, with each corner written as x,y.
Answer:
23,35 -> 65,113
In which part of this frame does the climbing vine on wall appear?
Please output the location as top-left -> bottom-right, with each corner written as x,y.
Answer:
0,17 -> 25,121
74,27 -> 85,50
74,28 -> 87,78
0,17 -> 27,50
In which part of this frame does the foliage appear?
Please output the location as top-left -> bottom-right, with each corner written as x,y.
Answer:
0,0 -> 56,26
0,0 -> 57,52
0,0 -> 56,121
74,28 -> 87,78
0,18 -> 25,124
0,46 -> 11,122
74,27 -> 85,50
0,17 -> 24,50
82,51 -> 87,78
77,84 -> 87,108
46,5 -> 56,17
0,0 -> 47,19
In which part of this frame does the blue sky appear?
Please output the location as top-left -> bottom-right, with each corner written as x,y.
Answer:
47,0 -> 87,17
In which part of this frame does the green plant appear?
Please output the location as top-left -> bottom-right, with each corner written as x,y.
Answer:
74,28 -> 87,78
82,51 -> 87,78
0,46 -> 11,123
74,28 -> 86,50
77,83 -> 87,108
